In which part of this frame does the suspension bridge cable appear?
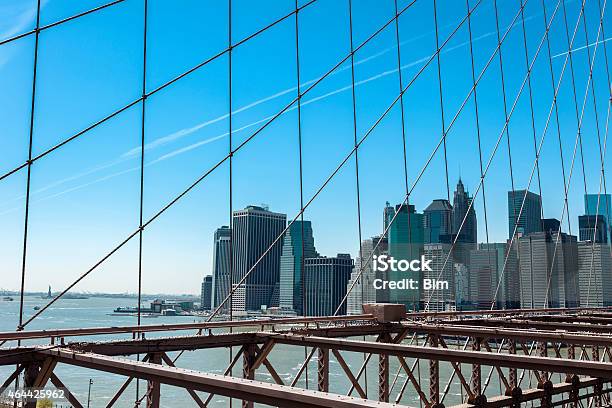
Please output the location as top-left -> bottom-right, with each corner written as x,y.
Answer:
134,0 -> 148,403
433,0 -> 451,204
0,0 -> 127,47
543,0 -> 608,308
17,0 -> 42,332
17,0 -> 423,331
420,0 -> 564,311
489,0 -> 598,310
493,0 -> 521,239
466,0 -> 493,309
520,0 -> 546,228
347,0 -> 368,396
0,1 -> 319,185
294,0 -> 310,390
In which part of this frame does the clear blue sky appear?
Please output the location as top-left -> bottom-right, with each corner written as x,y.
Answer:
0,0 -> 610,294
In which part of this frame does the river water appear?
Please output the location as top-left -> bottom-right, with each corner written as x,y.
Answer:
0,296 -> 524,407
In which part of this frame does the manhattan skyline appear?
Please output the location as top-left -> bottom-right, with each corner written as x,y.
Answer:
0,0 -> 610,295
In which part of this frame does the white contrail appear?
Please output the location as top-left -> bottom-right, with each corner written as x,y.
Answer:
1,7 -> 542,211
551,37 -> 612,58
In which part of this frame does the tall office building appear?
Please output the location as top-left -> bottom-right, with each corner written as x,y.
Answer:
585,193 -> 612,222
468,243 -> 506,309
424,199 -> 453,244
518,231 -> 579,308
585,193 -> 612,243
422,243 -> 454,312
504,239 -> 522,309
304,254 -> 353,316
452,179 -> 477,244
200,275 -> 212,310
577,241 -> 612,307
279,220 -> 318,315
578,215 -> 608,243
211,226 -> 232,313
347,235 -> 388,314
232,206 -> 286,312
388,203 -> 424,309
508,189 -> 542,238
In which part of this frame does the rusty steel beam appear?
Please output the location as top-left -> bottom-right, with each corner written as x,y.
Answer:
318,347 -> 329,393
448,318 -> 612,333
38,348 -> 405,408
67,332 -> 265,356
397,322 -> 612,346
0,314 -> 376,342
264,333 -> 612,379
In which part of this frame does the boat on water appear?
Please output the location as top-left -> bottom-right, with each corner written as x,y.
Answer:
2,296 -> 13,301
33,306 -> 40,310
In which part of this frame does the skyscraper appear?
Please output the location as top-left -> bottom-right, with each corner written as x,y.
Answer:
388,203 -> 424,309
585,193 -> 612,220
577,241 -> 612,307
200,275 -> 212,311
584,193 -> 612,243
279,220 -> 317,315
452,179 -> 477,244
578,215 -> 608,243
347,235 -> 388,314
422,243 -> 454,312
468,244 -> 507,309
304,254 -> 353,316
211,226 -> 231,313
424,199 -> 453,244
518,231 -> 579,308
508,189 -> 542,238
232,205 -> 286,312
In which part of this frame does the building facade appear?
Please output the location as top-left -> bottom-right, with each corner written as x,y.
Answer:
577,242 -> 612,307
452,179 -> 477,244
304,254 -> 353,316
279,220 -> 317,315
422,243 -> 455,312
211,226 -> 232,313
200,275 -> 212,310
508,189 -> 542,238
518,231 -> 579,308
347,235 -> 388,314
578,215 -> 608,243
388,203 -> 424,309
424,199 -> 453,244
232,206 -> 286,312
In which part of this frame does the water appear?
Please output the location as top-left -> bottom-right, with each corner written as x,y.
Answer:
0,297 -> 515,407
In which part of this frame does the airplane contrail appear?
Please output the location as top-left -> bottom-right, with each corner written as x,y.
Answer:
551,37 -> 612,58
1,7 -> 545,212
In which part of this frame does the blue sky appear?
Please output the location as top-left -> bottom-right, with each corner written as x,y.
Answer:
0,0 -> 610,294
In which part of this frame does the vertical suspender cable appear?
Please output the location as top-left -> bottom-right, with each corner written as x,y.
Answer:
18,0 -> 42,333
135,0 -> 148,403
492,0 -> 521,236
293,0 -> 309,389
433,0 -> 451,204
465,0 -> 493,309
347,0 -> 367,394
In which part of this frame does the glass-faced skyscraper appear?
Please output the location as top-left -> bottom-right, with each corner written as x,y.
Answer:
211,226 -> 232,312
387,203 -> 423,309
508,189 -> 542,238
232,206 -> 286,312
584,193 -> 612,242
304,254 -> 353,316
424,199 -> 452,244
279,220 -> 318,315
